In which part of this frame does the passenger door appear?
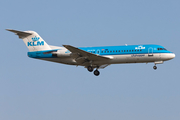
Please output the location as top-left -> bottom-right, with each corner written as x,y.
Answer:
148,47 -> 153,56
96,49 -> 100,55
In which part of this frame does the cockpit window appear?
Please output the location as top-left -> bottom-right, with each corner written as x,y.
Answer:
157,48 -> 167,50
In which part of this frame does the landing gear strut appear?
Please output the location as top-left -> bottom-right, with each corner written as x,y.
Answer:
94,69 -> 100,76
153,65 -> 157,70
87,66 -> 93,72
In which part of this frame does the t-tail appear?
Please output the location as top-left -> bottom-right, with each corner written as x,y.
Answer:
6,29 -> 51,51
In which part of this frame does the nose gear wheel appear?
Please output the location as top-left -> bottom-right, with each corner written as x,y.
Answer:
153,65 -> 157,70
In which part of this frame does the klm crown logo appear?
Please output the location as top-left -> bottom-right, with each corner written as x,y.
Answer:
32,36 -> 40,41
27,36 -> 44,46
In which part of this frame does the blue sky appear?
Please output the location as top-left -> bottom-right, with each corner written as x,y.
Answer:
0,0 -> 180,120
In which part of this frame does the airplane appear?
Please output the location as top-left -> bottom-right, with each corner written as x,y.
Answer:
7,29 -> 175,76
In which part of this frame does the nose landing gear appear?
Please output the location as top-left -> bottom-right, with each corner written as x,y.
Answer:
153,61 -> 164,70
153,65 -> 157,70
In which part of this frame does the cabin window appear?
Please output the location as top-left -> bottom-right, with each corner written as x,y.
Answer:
113,51 -> 115,52
121,50 -> 123,52
127,50 -> 128,52
116,50 -> 117,52
124,50 -> 126,52
119,50 -> 120,52
110,51 -> 112,53
135,50 -> 136,52
132,50 -> 133,52
107,51 -> 109,53
101,51 -> 103,53
137,50 -> 139,51
140,50 -> 142,51
129,50 -> 131,52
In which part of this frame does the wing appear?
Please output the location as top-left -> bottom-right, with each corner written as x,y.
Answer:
63,45 -> 111,67
63,45 -> 110,61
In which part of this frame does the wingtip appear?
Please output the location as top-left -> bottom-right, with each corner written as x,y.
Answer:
6,29 -> 11,31
6,29 -> 16,32
63,45 -> 70,47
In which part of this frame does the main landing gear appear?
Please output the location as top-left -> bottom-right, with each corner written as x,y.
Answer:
87,66 -> 100,76
87,66 -> 93,72
94,69 -> 100,76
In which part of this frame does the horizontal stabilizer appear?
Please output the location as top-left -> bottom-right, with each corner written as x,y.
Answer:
6,29 -> 32,39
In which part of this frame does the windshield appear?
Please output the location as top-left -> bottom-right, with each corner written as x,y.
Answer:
157,48 -> 167,50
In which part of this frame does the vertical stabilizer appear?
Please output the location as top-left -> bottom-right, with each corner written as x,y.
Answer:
6,29 -> 52,52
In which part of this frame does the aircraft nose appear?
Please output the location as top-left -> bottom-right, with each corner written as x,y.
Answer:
169,53 -> 175,59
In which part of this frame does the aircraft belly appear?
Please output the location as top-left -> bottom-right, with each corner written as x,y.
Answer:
38,58 -> 77,65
